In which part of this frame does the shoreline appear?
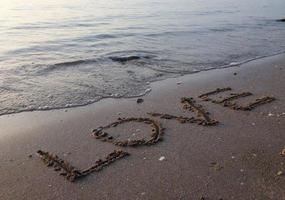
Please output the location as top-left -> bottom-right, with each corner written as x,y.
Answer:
1,51 -> 285,118
0,54 -> 285,199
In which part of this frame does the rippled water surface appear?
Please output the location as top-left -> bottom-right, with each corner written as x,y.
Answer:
0,0 -> 285,115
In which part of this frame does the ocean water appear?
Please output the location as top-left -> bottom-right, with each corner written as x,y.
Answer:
0,0 -> 285,115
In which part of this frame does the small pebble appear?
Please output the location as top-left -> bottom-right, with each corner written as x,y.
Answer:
63,152 -> 71,157
281,149 -> 285,156
277,171 -> 283,176
159,156 -> 166,161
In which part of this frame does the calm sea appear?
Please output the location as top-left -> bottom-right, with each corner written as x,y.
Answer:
0,0 -> 285,115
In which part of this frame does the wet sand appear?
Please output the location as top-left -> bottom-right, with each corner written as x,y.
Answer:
0,54 -> 284,200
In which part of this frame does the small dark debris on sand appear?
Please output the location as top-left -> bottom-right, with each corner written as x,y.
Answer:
136,98 -> 144,104
210,162 -> 223,171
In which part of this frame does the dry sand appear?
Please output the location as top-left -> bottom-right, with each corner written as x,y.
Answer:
0,54 -> 284,200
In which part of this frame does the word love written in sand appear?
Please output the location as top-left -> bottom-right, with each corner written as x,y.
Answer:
37,96 -> 217,182
37,98 -> 215,182
37,87 -> 275,182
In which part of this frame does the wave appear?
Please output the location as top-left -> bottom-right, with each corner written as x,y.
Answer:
1,51 -> 285,117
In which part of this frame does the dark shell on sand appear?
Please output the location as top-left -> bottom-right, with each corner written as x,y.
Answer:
136,98 -> 144,103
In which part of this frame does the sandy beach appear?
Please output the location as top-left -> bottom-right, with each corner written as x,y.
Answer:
0,54 -> 284,200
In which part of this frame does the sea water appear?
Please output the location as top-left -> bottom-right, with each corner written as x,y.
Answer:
0,0 -> 285,115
